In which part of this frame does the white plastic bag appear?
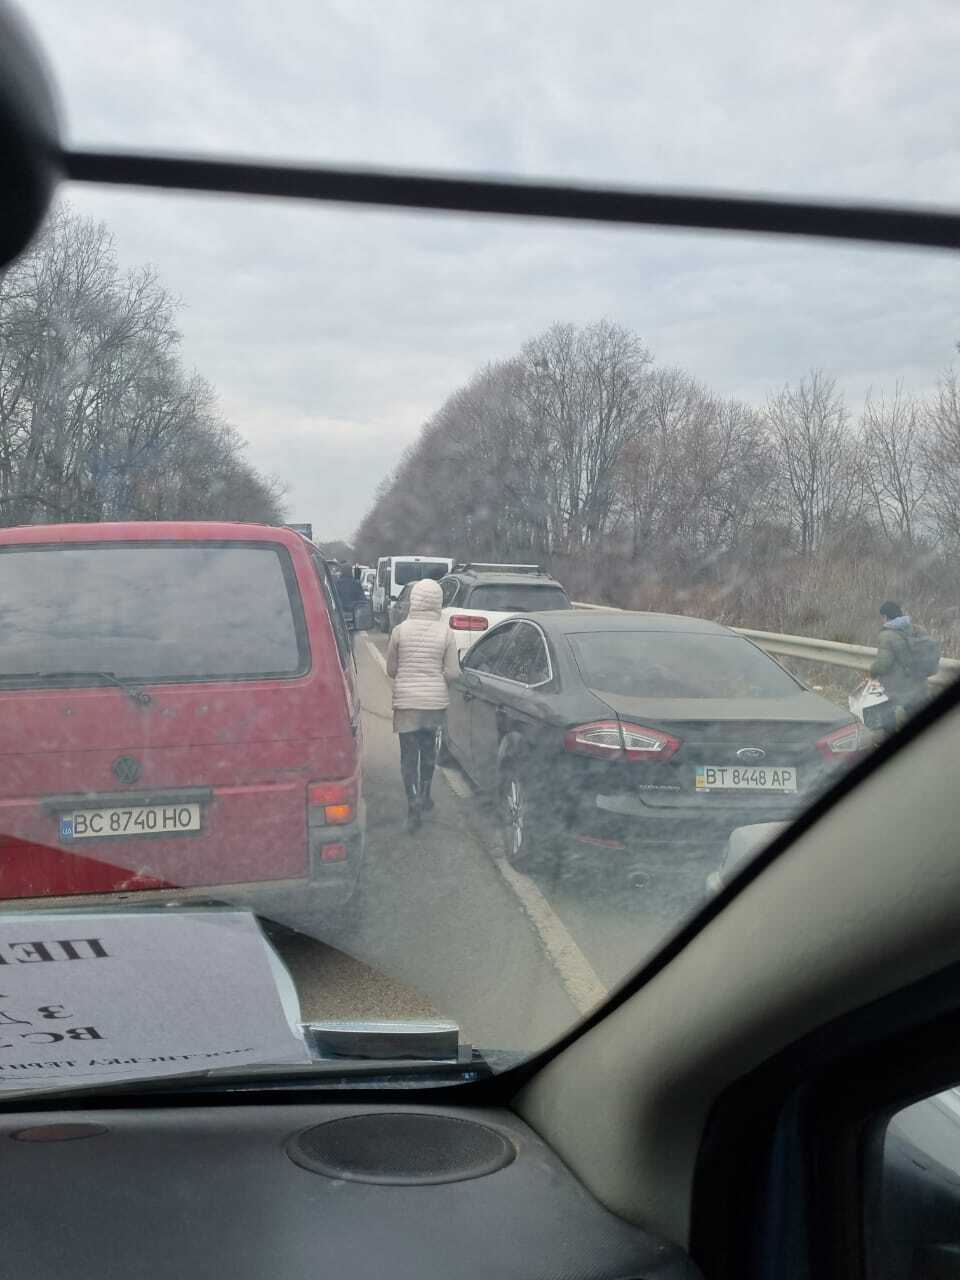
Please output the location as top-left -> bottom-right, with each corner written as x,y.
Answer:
849,678 -> 892,729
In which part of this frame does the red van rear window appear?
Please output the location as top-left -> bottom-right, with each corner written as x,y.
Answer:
0,542 -> 309,683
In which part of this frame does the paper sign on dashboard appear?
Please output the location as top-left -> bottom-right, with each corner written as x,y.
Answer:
0,909 -> 310,1092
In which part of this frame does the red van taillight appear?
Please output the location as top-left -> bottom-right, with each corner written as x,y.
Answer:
450,615 -> 489,631
563,721 -> 681,762
308,779 -> 358,826
816,724 -> 866,764
319,843 -> 348,862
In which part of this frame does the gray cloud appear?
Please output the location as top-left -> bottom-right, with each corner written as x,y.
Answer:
25,0 -> 960,537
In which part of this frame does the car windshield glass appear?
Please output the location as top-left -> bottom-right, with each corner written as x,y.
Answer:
467,585 -> 571,611
567,632 -> 803,699
0,545 -> 305,681
1,0 -> 957,1099
394,562 -> 449,585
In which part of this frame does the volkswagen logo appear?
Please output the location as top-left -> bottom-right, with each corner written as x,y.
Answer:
112,756 -> 142,784
736,747 -> 766,762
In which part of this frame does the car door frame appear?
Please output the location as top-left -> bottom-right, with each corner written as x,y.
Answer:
447,621 -> 521,781
389,581 -> 413,631
468,620 -> 557,793
692,951 -> 960,1280
309,547 -> 361,741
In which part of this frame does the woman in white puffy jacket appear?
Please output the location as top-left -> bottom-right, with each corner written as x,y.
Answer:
385,577 -> 460,831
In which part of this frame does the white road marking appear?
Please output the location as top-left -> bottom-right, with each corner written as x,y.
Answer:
439,765 -> 608,1017
360,632 -> 388,676
363,640 -> 608,1017
492,854 -> 608,1016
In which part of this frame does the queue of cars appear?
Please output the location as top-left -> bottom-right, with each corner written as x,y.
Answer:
372,554 -> 865,872
388,562 -> 572,645
0,527 -> 864,913
372,554 -> 455,630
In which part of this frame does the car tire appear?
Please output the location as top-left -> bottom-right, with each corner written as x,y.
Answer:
499,757 -> 553,872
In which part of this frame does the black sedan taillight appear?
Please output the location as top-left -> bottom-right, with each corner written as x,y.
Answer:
815,723 -> 868,764
564,720 -> 681,762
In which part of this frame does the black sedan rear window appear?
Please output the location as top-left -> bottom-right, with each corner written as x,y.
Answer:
466,584 -> 571,612
567,632 -> 802,699
0,543 -> 307,682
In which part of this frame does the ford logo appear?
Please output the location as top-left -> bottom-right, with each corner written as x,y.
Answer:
112,756 -> 142,784
736,747 -> 766,762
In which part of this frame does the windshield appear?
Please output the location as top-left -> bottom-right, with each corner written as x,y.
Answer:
394,562 -> 450,586
467,585 -> 571,612
1,0 -> 957,1098
567,632 -> 802,700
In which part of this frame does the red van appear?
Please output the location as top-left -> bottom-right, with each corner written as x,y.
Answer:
0,522 -> 364,925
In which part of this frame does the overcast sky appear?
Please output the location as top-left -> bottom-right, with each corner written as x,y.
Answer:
25,0 -> 960,541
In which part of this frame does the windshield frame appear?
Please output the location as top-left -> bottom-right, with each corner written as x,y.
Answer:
7,65 -> 960,1108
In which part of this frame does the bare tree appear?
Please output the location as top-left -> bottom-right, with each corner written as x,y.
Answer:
923,369 -> 960,547
353,330 -> 960,643
0,206 -> 285,528
522,321 -> 651,551
317,540 -> 358,563
766,371 -> 857,555
859,384 -> 930,546
616,368 -> 776,570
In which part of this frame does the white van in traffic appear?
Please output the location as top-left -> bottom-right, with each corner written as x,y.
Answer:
372,555 -> 454,630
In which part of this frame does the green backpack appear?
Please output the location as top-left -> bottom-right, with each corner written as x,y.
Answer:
902,627 -> 941,680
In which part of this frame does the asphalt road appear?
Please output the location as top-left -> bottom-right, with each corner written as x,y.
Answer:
272,629 -> 721,1058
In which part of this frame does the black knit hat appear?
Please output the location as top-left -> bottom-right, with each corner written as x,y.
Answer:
879,600 -> 903,620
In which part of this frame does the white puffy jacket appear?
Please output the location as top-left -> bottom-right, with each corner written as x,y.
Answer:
386,578 -> 459,710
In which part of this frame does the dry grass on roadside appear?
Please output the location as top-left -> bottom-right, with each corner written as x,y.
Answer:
555,550 -> 960,657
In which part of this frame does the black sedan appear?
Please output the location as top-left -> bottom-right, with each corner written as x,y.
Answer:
444,610 -> 865,868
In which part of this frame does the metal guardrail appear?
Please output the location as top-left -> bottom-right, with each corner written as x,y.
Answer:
733,627 -> 960,690
573,602 -> 960,690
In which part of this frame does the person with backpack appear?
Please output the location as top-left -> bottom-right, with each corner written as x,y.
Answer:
869,601 -> 940,727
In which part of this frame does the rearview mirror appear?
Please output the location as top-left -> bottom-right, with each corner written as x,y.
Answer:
0,1 -> 62,267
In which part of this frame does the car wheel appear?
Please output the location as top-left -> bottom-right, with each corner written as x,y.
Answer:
499,759 -> 551,871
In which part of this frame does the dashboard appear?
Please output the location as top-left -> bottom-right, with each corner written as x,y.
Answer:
0,1101 -> 696,1279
